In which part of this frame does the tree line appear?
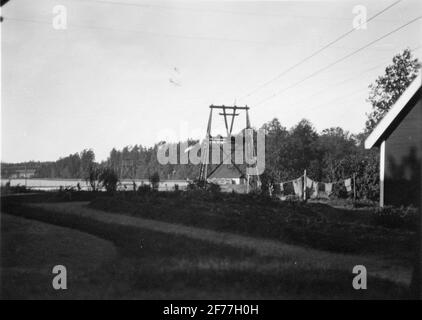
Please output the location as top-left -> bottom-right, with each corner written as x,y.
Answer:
260,119 -> 379,199
0,121 -> 379,200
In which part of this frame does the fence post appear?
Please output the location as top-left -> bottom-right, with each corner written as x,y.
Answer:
353,173 -> 356,202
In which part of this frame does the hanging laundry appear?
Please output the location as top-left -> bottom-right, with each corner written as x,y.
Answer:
284,181 -> 295,195
293,178 -> 303,197
344,178 -> 352,192
268,183 -> 274,196
325,183 -> 333,195
312,181 -> 319,198
306,177 -> 313,188
305,177 -> 315,198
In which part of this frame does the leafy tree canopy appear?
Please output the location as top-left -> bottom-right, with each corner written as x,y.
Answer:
366,48 -> 420,132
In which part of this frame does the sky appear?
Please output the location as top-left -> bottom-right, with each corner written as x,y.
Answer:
1,0 -> 421,162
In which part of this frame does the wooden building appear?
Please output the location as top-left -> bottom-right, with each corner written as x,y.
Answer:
9,169 -> 36,179
207,164 -> 244,185
365,73 -> 422,207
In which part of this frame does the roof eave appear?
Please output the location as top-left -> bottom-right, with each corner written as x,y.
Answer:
365,72 -> 422,149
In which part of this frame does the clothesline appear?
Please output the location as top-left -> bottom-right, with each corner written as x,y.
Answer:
306,175 -> 352,185
278,174 -> 352,186
278,173 -> 355,198
278,175 -> 304,185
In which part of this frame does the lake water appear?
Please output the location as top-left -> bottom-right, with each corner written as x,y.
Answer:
1,178 -> 189,191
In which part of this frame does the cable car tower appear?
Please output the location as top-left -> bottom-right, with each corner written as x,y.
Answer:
198,104 -> 261,192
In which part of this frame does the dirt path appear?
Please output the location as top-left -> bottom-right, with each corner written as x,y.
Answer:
30,201 -> 412,286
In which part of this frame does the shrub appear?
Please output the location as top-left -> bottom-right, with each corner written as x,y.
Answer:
86,165 -> 101,191
205,182 -> 221,193
187,179 -> 205,191
149,172 -> 160,191
187,180 -> 221,194
99,168 -> 119,193
137,184 -> 151,194
4,184 -> 31,194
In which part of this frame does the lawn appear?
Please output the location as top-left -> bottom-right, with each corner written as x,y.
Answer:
1,214 -> 116,299
1,192 -> 416,299
88,191 -> 417,262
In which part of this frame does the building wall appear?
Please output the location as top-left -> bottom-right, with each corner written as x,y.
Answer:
16,171 -> 36,178
384,93 -> 422,207
207,178 -> 242,185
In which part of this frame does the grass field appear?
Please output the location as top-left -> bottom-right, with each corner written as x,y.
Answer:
89,191 -> 417,261
1,191 -> 417,299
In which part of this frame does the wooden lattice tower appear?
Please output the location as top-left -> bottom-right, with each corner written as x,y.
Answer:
198,105 -> 261,192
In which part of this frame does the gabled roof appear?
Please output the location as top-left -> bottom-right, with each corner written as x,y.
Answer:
365,72 -> 422,149
208,165 -> 243,179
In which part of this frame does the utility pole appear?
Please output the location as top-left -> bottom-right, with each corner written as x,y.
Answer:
412,168 -> 422,299
119,158 -> 123,180
413,168 -> 422,299
353,173 -> 356,202
419,194 -> 422,299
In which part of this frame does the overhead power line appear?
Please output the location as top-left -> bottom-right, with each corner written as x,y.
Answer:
286,44 -> 422,109
303,88 -> 368,113
238,0 -> 404,101
1,16 -> 330,48
4,16 -> 403,53
255,15 -> 422,106
72,0 -> 376,22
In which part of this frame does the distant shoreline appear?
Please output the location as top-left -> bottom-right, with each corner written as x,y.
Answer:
1,178 -> 189,191
1,178 -> 189,182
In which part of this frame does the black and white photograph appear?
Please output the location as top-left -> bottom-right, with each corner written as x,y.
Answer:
1,0 -> 421,304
